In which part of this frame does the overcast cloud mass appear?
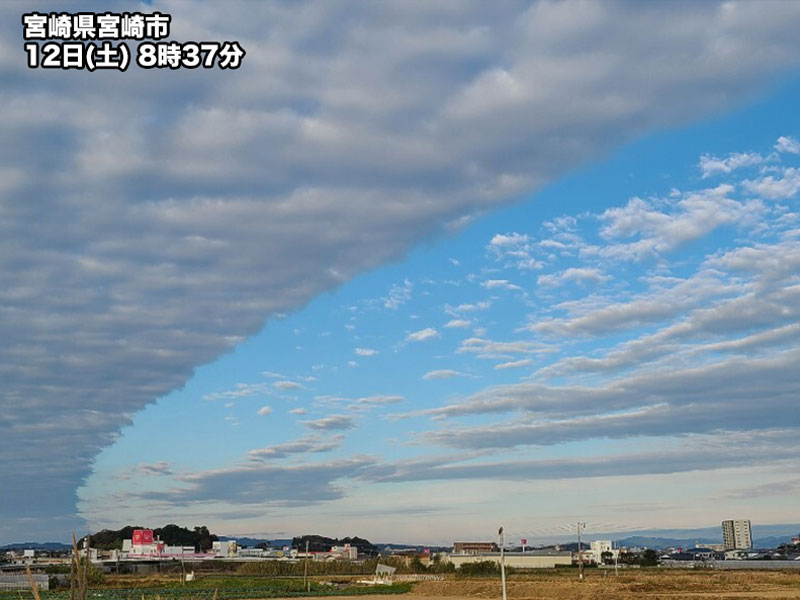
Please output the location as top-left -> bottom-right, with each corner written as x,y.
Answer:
3,1 -> 800,542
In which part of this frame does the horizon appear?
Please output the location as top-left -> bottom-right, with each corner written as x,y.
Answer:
5,521 -> 799,548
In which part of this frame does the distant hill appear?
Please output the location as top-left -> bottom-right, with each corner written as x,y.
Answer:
80,524 -> 218,551
292,534 -> 378,556
0,542 -> 71,551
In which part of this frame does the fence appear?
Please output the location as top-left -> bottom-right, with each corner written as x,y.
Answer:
0,574 -> 50,591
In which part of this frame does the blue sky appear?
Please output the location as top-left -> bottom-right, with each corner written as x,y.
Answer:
3,1 -> 800,544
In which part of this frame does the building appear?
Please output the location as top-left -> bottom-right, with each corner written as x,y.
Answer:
588,540 -> 619,564
453,541 -> 499,554
212,540 -> 238,558
722,520 -> 752,550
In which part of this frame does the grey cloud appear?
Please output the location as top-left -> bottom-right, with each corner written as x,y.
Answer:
138,456 -> 374,507
529,268 -> 739,337
361,430 -> 800,484
300,414 -> 356,431
247,435 -> 344,460
4,0 -> 800,539
403,347 -> 800,427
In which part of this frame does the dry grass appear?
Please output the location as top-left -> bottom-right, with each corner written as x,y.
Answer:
404,570 -> 800,600
68,532 -> 91,600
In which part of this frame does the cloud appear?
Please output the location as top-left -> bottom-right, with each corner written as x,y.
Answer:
585,185 -> 765,261
482,279 -> 522,291
273,380 -> 302,391
537,267 -> 610,287
406,327 -> 440,342
494,358 -> 533,370
300,414 -> 357,431
698,152 -> 764,178
402,348 -> 800,450
528,268 -> 735,337
775,136 -> 800,154
445,301 -> 492,316
289,407 -> 307,415
354,347 -> 378,356
361,430 -> 800,484
138,456 -> 374,507
444,319 -> 472,329
458,337 -> 553,359
383,279 -> 413,310
257,406 -> 272,416
742,167 -> 800,199
354,395 -> 404,406
422,369 -> 466,380
203,382 -> 272,402
248,435 -> 344,460
6,0 -> 800,539
116,462 -> 174,480
487,232 -> 542,270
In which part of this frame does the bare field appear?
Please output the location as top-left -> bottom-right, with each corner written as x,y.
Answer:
265,570 -> 800,600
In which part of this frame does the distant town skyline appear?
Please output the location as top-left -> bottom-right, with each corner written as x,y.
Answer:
3,1 -> 800,544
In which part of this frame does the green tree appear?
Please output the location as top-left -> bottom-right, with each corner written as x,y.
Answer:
640,549 -> 659,566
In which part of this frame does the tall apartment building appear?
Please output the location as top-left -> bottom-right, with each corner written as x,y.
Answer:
721,519 -> 752,550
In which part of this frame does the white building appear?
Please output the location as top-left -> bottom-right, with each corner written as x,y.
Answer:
212,540 -> 238,558
330,544 -> 358,560
722,519 -> 752,550
589,540 -> 618,564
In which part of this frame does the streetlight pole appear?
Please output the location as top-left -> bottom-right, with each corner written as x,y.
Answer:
577,522 -> 586,582
303,540 -> 310,592
498,527 -> 507,600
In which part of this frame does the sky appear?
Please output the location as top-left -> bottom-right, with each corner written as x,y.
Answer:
2,1 -> 800,545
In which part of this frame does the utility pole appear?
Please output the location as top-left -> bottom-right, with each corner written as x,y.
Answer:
303,540 -> 310,592
577,522 -> 586,582
614,540 -> 619,577
498,527 -> 507,600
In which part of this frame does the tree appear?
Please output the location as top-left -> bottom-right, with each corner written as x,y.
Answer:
640,549 -> 659,566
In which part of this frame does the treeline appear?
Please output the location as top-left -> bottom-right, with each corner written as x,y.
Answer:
291,534 -> 378,556
82,524 -> 218,551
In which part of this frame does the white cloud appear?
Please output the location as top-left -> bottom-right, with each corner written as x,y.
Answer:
301,414 -> 357,431
406,327 -> 440,342
444,319 -> 471,329
586,185 -> 764,261
482,279 -> 522,291
258,406 -> 272,416
422,369 -> 466,380
742,167 -> 800,199
774,135 -> 800,154
537,267 -> 610,287
458,337 -> 552,358
698,152 -> 764,178
355,395 -> 405,406
289,407 -> 307,415
274,380 -> 302,390
355,347 -> 378,356
494,358 -> 533,370
383,279 -> 413,310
